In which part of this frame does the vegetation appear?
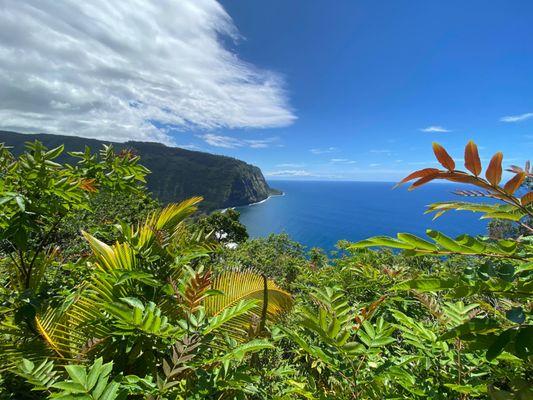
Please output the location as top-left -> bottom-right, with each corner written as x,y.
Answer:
0,131 -> 275,211
1,139 -> 531,399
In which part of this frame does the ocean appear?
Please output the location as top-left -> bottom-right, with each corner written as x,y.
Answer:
236,180 -> 490,252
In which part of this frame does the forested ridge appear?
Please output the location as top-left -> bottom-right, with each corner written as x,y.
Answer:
0,131 -> 277,211
0,139 -> 531,399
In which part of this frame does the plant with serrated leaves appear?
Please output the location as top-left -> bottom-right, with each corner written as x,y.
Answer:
3,193 -> 292,399
283,286 -> 419,399
352,141 -> 532,398
0,141 -> 148,292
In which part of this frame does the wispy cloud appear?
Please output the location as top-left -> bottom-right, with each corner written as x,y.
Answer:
310,147 -> 337,154
265,170 -> 312,177
369,163 -> 381,167
330,158 -> 356,164
176,144 -> 201,151
277,163 -> 305,168
0,1 -> 295,144
198,134 -> 278,149
500,112 -> 533,123
420,126 -> 451,133
370,149 -> 392,155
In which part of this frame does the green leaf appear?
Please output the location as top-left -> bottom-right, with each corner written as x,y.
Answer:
515,326 -> 533,360
440,319 -> 501,340
65,364 -> 87,387
426,230 -> 471,253
120,297 -> 145,310
203,299 -> 258,335
394,278 -> 458,291
350,236 -> 414,250
486,329 -> 515,361
397,233 -> 437,251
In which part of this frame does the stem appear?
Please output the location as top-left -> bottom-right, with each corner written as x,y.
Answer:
259,274 -> 268,334
415,249 -> 524,261
25,216 -> 64,290
519,222 -> 533,234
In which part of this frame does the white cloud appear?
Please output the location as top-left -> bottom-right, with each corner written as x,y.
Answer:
197,133 -> 278,149
500,112 -> 533,122
370,149 -> 392,155
420,126 -> 451,133
0,1 -> 295,144
265,169 -> 312,177
276,163 -> 305,168
310,147 -> 337,154
369,163 -> 381,167
330,158 -> 356,164
176,143 -> 201,150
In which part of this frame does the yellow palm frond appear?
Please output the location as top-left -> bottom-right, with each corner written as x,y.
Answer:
136,197 -> 203,250
34,305 -> 90,359
82,231 -> 137,274
204,269 -> 293,337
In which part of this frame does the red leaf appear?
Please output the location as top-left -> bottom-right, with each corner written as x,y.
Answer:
395,168 -> 440,188
432,143 -> 455,171
464,141 -> 482,176
409,172 -> 441,190
485,152 -> 503,186
503,172 -> 526,195
521,191 -> 533,206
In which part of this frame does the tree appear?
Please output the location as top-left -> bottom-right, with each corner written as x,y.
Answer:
197,208 -> 248,244
0,141 -> 149,292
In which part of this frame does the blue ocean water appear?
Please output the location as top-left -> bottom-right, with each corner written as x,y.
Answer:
237,181 -> 489,251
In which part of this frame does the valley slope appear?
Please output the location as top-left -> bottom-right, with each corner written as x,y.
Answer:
0,131 -> 278,210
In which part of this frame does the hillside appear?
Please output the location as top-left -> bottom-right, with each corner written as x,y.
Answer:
0,131 -> 278,210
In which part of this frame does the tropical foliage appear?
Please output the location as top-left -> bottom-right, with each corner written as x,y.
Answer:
1,139 -> 531,399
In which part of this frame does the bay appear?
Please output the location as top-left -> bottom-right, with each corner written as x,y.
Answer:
237,180 -> 489,251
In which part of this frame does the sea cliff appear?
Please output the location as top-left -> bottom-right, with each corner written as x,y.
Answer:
0,130 -> 276,210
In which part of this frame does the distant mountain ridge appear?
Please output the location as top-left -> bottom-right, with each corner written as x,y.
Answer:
0,131 -> 279,210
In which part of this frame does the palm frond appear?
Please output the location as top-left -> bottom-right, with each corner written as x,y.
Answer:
204,269 -> 293,337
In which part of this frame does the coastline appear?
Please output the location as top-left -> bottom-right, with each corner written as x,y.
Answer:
245,191 -> 285,207
220,191 -> 285,213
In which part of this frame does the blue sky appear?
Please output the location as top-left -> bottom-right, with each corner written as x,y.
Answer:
201,0 -> 533,180
1,1 -> 532,181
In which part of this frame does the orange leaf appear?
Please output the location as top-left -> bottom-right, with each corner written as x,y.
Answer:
485,152 -> 503,186
464,141 -> 482,176
521,191 -> 533,206
79,178 -> 98,193
395,168 -> 440,188
503,172 -> 526,195
432,143 -> 455,171
409,172 -> 441,190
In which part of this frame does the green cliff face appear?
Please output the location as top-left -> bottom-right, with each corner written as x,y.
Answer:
0,131 -> 276,210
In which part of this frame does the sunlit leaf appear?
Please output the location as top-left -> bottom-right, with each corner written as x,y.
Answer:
464,141 -> 482,176
485,152 -> 503,186
503,172 -> 526,195
432,142 -> 455,171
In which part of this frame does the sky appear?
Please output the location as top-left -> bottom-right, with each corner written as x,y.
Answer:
0,0 -> 532,181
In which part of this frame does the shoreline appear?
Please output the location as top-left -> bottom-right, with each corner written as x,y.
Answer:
244,191 -> 285,207
220,192 -> 285,213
